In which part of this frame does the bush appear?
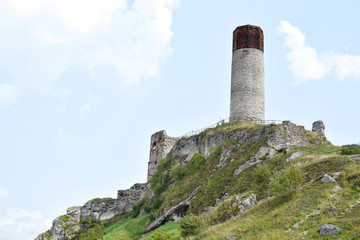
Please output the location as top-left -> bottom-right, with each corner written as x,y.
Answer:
150,232 -> 173,240
151,194 -> 163,211
132,197 -> 149,217
340,145 -> 360,155
190,153 -> 206,170
179,214 -> 205,237
254,164 -> 271,184
74,220 -> 105,240
269,165 -> 305,199
171,164 -> 187,182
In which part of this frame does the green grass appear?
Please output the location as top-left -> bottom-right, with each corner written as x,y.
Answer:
141,222 -> 180,240
103,215 -> 150,240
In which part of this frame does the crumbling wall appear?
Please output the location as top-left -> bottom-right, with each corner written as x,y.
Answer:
147,130 -> 178,181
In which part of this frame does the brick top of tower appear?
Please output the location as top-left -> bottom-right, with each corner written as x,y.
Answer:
233,25 -> 264,52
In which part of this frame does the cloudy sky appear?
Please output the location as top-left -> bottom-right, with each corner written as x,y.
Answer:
0,0 -> 359,239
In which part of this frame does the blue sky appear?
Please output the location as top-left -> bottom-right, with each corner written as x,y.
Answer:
0,0 -> 359,239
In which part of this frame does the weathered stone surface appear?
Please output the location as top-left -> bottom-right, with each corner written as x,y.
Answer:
318,224 -> 340,236
320,174 -> 336,184
234,193 -> 257,216
230,48 -> 264,122
312,120 -> 325,136
81,198 -> 118,222
81,183 -> 145,222
288,151 -> 303,161
147,187 -> 200,232
35,206 -> 81,240
148,130 -> 178,181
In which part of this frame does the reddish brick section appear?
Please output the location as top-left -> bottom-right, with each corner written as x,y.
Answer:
233,25 -> 264,52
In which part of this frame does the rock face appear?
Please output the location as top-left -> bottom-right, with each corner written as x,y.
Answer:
35,184 -> 145,240
35,206 -> 81,240
82,183 -> 146,222
312,120 -> 325,136
148,130 -> 178,181
116,183 -> 146,215
318,224 -> 340,236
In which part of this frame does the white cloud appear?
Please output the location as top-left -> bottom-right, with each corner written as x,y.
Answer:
0,206 -> 51,240
278,21 -> 360,84
0,188 -> 51,240
0,84 -> 21,113
0,0 -> 179,88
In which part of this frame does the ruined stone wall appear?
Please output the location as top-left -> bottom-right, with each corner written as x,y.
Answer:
230,25 -> 265,122
147,130 -> 178,181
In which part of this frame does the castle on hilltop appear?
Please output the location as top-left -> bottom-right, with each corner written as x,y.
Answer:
147,25 -> 267,181
146,25 -> 325,181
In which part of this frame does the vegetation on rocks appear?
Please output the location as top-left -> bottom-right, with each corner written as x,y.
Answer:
39,121 -> 360,239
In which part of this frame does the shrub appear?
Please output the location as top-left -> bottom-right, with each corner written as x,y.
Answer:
132,197 -> 149,217
254,164 -> 271,184
171,164 -> 187,182
340,145 -> 360,155
74,221 -> 105,240
179,214 -> 205,237
190,153 -> 205,170
151,194 -> 163,211
269,165 -> 305,199
150,232 -> 173,240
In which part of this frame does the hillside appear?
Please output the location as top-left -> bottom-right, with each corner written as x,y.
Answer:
35,120 -> 360,240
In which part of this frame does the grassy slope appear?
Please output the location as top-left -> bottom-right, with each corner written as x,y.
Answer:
81,122 -> 360,239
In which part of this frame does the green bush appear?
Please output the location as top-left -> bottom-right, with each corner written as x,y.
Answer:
151,194 -> 163,211
190,153 -> 206,170
171,164 -> 187,182
254,164 -> 271,184
132,197 -> 149,217
340,145 -> 360,155
150,232 -> 173,240
74,220 -> 105,240
179,214 -> 205,237
269,165 -> 305,199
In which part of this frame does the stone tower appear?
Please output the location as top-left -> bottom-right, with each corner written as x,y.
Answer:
230,25 -> 265,122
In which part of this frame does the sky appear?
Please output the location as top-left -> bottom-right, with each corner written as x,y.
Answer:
0,0 -> 360,239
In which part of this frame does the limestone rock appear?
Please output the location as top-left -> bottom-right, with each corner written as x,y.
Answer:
235,193 -> 256,216
312,120 -> 325,136
35,206 -> 81,240
318,224 -> 340,236
287,151 -> 303,161
320,174 -> 336,184
81,198 -> 118,222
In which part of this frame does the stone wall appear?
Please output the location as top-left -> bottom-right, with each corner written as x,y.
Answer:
147,130 -> 178,181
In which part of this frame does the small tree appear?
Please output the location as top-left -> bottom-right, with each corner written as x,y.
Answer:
269,165 -> 305,199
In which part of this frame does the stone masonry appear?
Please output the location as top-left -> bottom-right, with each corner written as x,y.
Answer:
147,130 -> 178,181
230,25 -> 265,122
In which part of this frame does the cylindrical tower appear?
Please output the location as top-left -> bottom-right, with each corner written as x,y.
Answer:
230,25 -> 264,122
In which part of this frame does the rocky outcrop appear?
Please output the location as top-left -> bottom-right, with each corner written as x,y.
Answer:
147,186 -> 200,232
35,183 -> 145,240
82,183 -> 145,222
318,224 -> 340,236
81,198 -> 118,222
35,206 -> 81,240
312,120 -> 325,136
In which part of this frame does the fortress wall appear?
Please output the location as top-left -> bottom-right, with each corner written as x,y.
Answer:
147,130 -> 178,181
